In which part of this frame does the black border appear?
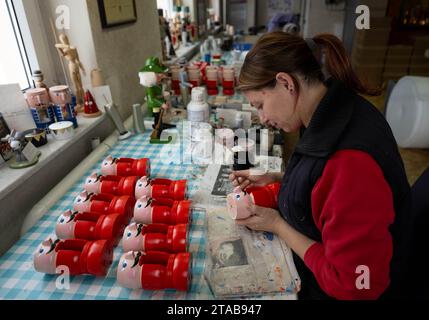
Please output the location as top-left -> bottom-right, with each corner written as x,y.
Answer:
97,0 -> 137,29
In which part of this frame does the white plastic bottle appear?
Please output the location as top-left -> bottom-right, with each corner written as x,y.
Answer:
187,87 -> 210,123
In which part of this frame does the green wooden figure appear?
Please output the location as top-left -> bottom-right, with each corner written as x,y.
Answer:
139,57 -> 174,144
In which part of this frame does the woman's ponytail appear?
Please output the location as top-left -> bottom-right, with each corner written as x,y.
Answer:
238,31 -> 381,96
313,33 -> 381,96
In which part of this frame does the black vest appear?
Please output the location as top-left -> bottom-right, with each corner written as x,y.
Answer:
278,79 -> 411,300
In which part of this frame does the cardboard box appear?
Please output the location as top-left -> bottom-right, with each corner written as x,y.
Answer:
383,72 -> 407,82
358,0 -> 389,17
354,63 -> 384,87
352,44 -> 387,65
383,64 -> 409,74
385,46 -> 413,65
369,17 -> 393,29
354,28 -> 391,47
409,65 -> 429,76
359,0 -> 389,10
386,56 -> 411,65
387,45 -> 413,56
413,36 -> 429,47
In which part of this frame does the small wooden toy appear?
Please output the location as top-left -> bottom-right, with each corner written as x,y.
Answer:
122,222 -> 188,253
117,251 -> 191,291
73,192 -> 135,223
1,130 -> 40,169
55,34 -> 86,111
83,90 -> 102,118
135,177 -> 187,201
101,156 -> 151,178
25,88 -> 55,132
206,66 -> 219,96
134,197 -> 191,225
49,85 -> 78,128
84,173 -> 138,197
227,183 -> 281,220
222,66 -> 235,96
34,238 -> 113,276
56,210 -> 124,245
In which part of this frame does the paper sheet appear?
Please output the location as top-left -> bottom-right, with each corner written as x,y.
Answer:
0,84 -> 36,131
205,207 -> 301,298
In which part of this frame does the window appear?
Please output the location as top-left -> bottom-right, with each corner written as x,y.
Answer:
0,0 -> 33,90
157,0 -> 174,19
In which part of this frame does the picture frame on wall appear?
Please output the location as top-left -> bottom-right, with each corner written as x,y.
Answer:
98,0 -> 137,28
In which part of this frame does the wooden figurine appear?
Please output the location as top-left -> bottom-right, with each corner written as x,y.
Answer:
1,130 -> 40,168
83,90 -> 102,118
139,57 -> 175,144
32,70 -> 48,89
55,34 -> 86,112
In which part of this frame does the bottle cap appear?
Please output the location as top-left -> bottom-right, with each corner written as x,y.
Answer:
191,87 -> 205,103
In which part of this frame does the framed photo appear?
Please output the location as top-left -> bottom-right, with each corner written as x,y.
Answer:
98,0 -> 137,28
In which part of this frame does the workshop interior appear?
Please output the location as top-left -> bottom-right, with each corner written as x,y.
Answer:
0,0 -> 428,303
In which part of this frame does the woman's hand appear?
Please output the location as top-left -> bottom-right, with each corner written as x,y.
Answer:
235,204 -> 284,234
229,169 -> 282,190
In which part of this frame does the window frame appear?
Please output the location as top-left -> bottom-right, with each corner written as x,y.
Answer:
2,0 -> 59,91
2,0 -> 33,90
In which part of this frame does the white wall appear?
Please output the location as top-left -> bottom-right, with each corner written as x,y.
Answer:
86,0 -> 162,118
303,0 -> 345,39
257,0 -> 303,28
37,0 -> 98,90
182,0 -> 197,22
210,0 -> 221,19
157,0 -> 174,18
27,0 -> 162,118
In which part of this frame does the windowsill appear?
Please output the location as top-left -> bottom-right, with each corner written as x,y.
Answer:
0,114 -> 106,201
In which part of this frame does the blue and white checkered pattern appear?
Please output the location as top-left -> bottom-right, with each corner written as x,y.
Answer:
0,130 -> 214,300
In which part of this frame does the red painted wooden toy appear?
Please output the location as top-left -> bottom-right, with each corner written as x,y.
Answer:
122,222 -> 188,253
227,183 -> 281,220
73,192 -> 135,223
133,197 -> 191,225
117,251 -> 191,291
84,172 -> 138,197
56,210 -> 124,245
34,238 -> 113,276
135,176 -> 187,201
101,155 -> 151,178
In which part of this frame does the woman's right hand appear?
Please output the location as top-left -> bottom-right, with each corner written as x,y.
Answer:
229,170 -> 281,190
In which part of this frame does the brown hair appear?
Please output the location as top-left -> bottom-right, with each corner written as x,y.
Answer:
238,32 -> 380,96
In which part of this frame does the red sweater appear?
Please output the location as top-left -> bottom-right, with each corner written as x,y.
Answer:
304,150 -> 395,300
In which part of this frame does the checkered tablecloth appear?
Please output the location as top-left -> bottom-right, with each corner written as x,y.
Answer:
0,130 -> 214,300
